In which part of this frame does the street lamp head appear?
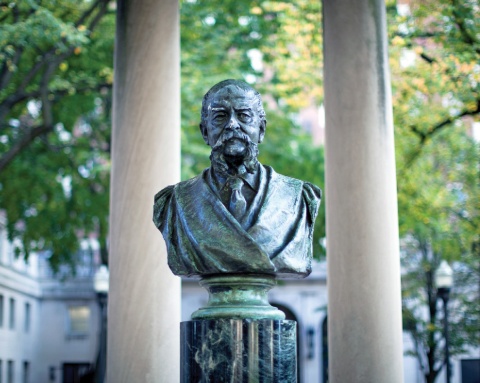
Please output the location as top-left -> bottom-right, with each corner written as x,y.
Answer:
435,260 -> 453,290
94,265 -> 110,294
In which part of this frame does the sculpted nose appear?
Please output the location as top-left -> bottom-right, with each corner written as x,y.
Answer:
227,116 -> 241,130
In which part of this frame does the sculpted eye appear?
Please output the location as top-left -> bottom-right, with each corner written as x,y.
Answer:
238,112 -> 252,122
213,112 -> 227,121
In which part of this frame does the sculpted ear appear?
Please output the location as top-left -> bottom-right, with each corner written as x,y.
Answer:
258,120 -> 266,143
200,123 -> 209,145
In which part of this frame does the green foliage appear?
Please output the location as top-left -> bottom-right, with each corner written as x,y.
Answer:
0,0 -> 114,269
1,4 -> 477,376
0,0 -> 326,269
388,1 -> 480,381
180,0 -> 326,256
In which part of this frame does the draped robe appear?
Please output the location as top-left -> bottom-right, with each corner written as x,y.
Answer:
153,165 -> 321,278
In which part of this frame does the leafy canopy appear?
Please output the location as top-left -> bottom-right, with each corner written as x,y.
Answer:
387,0 -> 480,381
0,4 -> 478,376
0,0 -> 114,268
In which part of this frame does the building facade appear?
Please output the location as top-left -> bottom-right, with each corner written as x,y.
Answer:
0,214 -> 102,383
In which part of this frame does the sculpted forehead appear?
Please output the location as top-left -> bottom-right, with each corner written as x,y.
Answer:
207,86 -> 257,110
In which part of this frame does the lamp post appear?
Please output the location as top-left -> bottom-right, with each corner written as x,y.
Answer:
93,265 -> 109,383
435,260 -> 453,383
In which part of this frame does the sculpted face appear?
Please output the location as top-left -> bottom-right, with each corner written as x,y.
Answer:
202,85 -> 265,159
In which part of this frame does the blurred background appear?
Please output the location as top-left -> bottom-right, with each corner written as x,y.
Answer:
0,0 -> 478,382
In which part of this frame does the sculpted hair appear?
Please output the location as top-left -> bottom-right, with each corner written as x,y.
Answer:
200,79 -> 267,135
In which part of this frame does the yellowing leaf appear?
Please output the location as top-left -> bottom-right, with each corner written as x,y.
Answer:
250,7 -> 262,15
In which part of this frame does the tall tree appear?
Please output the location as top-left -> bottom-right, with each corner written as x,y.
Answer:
0,0 -> 326,267
3,7 -> 477,379
0,1 -> 114,268
387,0 -> 480,381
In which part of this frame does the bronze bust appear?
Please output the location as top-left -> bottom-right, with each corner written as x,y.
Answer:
153,80 -> 321,279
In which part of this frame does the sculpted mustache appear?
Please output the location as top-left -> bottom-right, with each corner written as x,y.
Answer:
212,130 -> 253,149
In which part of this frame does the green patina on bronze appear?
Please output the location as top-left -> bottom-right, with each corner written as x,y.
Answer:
192,274 -> 285,320
153,80 -> 322,320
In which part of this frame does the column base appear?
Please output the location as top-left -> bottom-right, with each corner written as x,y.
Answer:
181,319 -> 297,383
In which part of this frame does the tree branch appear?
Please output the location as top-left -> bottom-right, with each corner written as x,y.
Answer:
75,0 -> 104,27
40,64 -> 55,127
451,0 -> 480,56
0,81 -> 111,122
0,47 -> 24,91
39,135 -> 71,152
0,0 -> 110,125
419,52 -> 435,65
395,38 -> 461,84
403,98 -> 480,168
12,0 -> 109,96
406,319 -> 428,374
0,123 -> 54,172
0,79 -> 112,171
410,98 -> 480,144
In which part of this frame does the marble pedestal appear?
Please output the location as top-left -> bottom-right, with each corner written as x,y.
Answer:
181,319 -> 297,383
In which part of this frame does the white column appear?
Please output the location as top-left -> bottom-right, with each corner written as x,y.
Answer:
323,1 -> 404,382
107,1 -> 181,382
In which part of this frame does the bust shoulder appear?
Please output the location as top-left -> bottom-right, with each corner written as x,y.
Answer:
153,184 -> 175,231
152,172 -> 205,231
264,166 -> 320,195
263,165 -> 322,221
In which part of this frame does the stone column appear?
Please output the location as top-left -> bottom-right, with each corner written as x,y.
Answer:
107,1 -> 181,382
323,1 -> 404,382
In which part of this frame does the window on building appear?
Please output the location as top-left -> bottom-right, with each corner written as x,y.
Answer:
67,306 -> 90,336
7,360 -> 13,383
9,298 -> 15,330
62,363 -> 91,383
22,362 -> 29,383
0,294 -> 3,328
461,359 -> 480,383
24,303 -> 30,333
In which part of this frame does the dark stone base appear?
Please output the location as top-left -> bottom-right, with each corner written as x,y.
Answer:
181,319 -> 297,383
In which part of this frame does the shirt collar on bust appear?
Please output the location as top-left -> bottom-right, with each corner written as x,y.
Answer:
211,163 -> 260,192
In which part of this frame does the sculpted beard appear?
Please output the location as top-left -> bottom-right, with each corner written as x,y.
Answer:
210,130 -> 259,175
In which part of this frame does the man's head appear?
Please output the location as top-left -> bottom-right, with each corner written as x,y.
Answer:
200,80 -> 267,174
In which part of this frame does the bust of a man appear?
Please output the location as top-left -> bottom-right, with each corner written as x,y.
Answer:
153,80 -> 321,279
